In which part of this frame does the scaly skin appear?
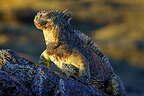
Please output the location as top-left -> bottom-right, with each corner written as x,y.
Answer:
34,10 -> 126,96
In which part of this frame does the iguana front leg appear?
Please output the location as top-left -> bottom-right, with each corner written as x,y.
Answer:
39,50 -> 64,75
64,51 -> 91,84
39,50 -> 51,67
39,50 -> 91,84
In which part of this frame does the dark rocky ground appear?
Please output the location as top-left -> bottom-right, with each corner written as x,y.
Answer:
0,0 -> 144,95
0,49 -> 110,96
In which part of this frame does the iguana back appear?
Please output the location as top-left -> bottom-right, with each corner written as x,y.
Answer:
58,21 -> 114,81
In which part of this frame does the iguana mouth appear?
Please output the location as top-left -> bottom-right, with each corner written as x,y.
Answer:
39,21 -> 47,26
34,20 -> 48,29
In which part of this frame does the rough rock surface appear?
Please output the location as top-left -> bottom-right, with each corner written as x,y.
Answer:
0,49 -> 109,96
0,71 -> 32,96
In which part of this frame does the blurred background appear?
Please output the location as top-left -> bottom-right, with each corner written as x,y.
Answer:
0,0 -> 144,95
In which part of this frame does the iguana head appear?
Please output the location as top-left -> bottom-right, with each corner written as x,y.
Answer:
34,10 -> 72,49
34,10 -> 72,30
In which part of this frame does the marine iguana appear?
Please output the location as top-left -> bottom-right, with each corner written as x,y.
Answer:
34,9 -> 126,96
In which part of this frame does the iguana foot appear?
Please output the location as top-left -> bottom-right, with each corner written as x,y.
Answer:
105,74 -> 126,96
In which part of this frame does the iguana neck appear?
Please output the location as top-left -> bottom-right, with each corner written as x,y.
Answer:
43,25 -> 59,50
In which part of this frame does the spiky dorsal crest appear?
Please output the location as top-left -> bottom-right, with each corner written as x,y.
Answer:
62,9 -> 72,24
38,9 -> 72,24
